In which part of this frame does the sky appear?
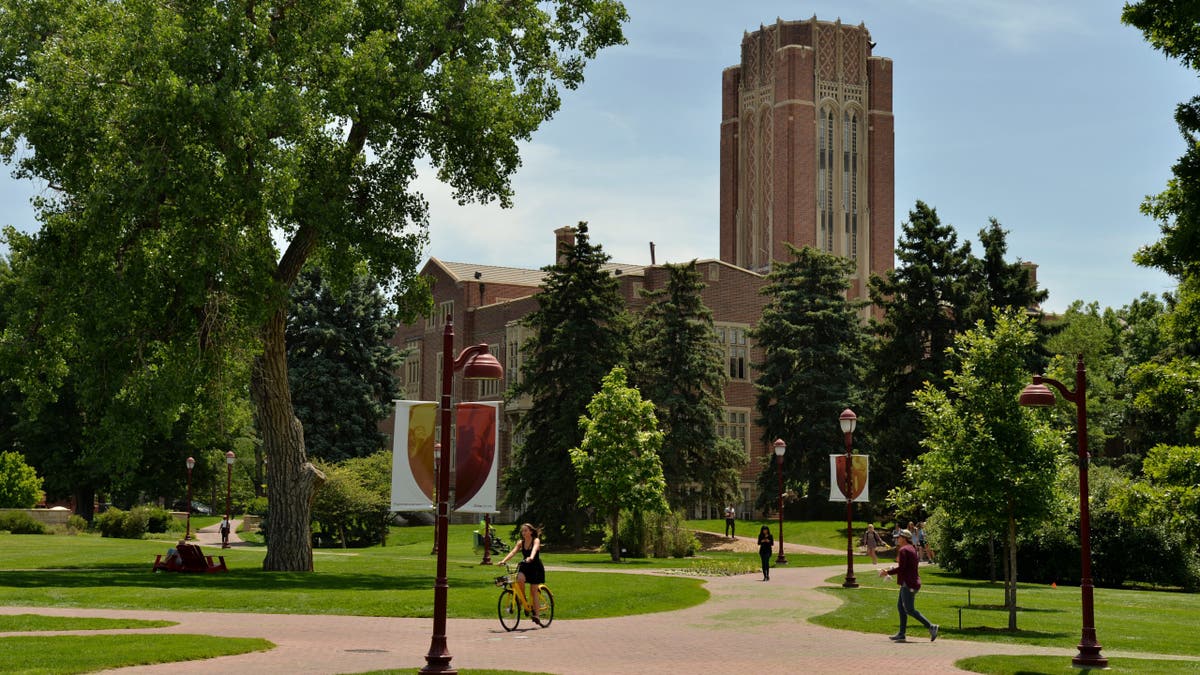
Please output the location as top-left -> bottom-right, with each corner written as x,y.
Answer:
0,0 -> 1194,313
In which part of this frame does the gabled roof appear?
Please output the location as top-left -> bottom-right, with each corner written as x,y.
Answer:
431,258 -> 650,286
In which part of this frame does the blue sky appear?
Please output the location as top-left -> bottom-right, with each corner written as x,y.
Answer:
1,0 -> 1193,313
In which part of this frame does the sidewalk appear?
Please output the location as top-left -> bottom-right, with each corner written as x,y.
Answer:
1,560 -> 1080,674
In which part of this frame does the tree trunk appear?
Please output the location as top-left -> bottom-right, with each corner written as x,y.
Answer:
73,486 -> 95,522
252,307 -> 325,571
1006,510 -> 1018,631
609,510 -> 620,562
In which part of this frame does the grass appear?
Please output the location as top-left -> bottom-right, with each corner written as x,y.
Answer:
688,517 -> 879,551
0,614 -> 174,631
812,566 -> 1200,658
957,654 -> 1200,674
0,634 -> 273,674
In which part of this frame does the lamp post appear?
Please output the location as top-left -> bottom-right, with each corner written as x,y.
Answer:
480,514 -> 493,566
224,451 -> 236,547
431,442 -> 441,556
773,439 -> 787,564
184,456 -> 195,541
839,409 -> 858,588
1019,354 -> 1107,669
421,316 -> 503,675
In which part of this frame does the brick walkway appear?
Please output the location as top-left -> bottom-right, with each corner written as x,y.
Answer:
0,533 -> 1090,674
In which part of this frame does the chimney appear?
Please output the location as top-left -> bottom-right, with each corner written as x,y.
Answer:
650,242 -> 656,265
554,226 -> 577,265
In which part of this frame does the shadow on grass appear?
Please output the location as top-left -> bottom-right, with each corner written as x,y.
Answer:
952,626 -> 1074,640
953,604 -> 1064,614
0,569 -> 434,592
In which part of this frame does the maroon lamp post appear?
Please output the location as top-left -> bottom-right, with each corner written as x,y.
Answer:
184,456 -> 196,541
1019,354 -> 1107,669
839,409 -> 858,588
421,316 -> 503,675
773,439 -> 787,564
224,451 -> 236,547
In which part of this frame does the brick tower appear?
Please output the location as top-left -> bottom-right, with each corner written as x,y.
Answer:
719,17 -> 894,301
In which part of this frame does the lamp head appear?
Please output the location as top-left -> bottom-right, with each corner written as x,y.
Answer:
186,456 -> 195,470
225,451 -> 236,465
773,438 -> 786,457
462,349 -> 503,380
839,408 -> 857,434
1019,382 -> 1057,407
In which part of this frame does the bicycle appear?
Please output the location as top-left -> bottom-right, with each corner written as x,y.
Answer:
494,562 -> 554,631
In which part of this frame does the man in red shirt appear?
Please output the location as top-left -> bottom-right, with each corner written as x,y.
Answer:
879,529 -> 938,642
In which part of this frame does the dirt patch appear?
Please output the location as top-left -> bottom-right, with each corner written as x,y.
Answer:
695,531 -> 759,553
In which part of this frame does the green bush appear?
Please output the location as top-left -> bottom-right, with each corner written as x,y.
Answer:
245,496 -> 268,516
0,511 -> 47,534
94,508 -> 126,538
133,505 -> 175,534
66,515 -> 88,534
608,509 -> 698,559
94,507 -> 152,539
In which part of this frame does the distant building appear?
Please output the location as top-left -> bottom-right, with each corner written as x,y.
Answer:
387,17 -> 895,520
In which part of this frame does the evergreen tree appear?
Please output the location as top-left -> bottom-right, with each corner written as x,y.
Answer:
968,219 -> 1050,325
286,267 -> 403,462
750,245 -> 865,516
630,261 -> 747,510
504,223 -> 630,545
865,201 -> 976,497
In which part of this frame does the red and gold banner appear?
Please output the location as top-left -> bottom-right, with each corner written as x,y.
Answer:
828,454 -> 869,503
453,402 -> 500,514
390,400 -> 438,511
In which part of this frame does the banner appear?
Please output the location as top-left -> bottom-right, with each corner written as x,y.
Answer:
454,402 -> 500,514
390,400 -> 438,511
828,454 -> 870,503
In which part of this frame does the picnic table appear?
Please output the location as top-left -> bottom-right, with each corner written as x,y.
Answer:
152,542 -> 228,573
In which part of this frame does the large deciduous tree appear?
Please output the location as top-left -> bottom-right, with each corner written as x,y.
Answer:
569,366 -> 667,562
287,266 -> 402,462
504,223 -> 630,545
630,261 -> 746,510
0,1 -> 627,570
751,244 -> 865,516
907,309 -> 1063,631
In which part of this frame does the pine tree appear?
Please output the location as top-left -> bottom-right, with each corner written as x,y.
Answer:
504,223 -> 630,545
751,245 -> 865,516
630,261 -> 747,510
968,218 -> 1050,325
286,267 -> 403,462
865,201 -> 977,495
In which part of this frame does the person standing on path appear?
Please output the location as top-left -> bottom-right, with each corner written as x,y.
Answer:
879,529 -> 938,643
724,505 -> 736,538
863,523 -> 883,565
219,516 -> 231,548
756,525 -> 774,581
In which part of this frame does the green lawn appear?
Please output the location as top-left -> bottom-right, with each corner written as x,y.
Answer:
0,634 -> 273,674
0,614 -> 174,631
688,517 -> 879,551
957,654 -> 1200,674
813,566 -> 1200,658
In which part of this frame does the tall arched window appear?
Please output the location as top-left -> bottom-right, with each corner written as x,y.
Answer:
842,109 -> 861,259
818,105 -> 835,253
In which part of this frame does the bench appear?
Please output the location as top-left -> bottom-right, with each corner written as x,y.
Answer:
152,543 -> 228,573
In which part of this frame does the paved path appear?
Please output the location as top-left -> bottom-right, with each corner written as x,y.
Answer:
0,532 -> 1171,674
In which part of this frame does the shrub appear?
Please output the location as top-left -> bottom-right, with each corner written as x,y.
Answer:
608,509 -> 698,559
94,508 -> 126,538
0,511 -> 47,534
66,515 -> 88,534
94,507 -> 151,539
245,496 -> 269,516
133,505 -> 175,534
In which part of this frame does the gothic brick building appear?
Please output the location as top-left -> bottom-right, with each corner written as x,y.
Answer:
386,17 -> 894,520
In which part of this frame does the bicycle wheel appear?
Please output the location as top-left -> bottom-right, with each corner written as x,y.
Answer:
497,588 -> 520,631
534,586 -> 554,628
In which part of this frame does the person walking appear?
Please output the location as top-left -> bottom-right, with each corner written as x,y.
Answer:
863,523 -> 883,565
219,516 -> 231,549
756,525 -> 774,581
724,505 -> 736,538
879,529 -> 938,643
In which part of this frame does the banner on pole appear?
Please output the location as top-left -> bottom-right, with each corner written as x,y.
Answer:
828,454 -> 870,503
453,401 -> 500,514
390,400 -> 438,511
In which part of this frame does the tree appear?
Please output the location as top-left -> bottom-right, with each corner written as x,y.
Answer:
504,223 -> 631,545
967,218 -> 1049,327
907,309 -> 1064,630
751,244 -> 865,516
310,451 -> 393,548
630,261 -> 746,510
1123,0 -> 1200,278
0,1 -> 628,570
865,201 -> 977,498
569,367 -> 667,561
287,266 -> 402,462
0,450 -> 43,508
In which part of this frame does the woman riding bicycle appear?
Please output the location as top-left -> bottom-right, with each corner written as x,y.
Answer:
498,523 -> 545,625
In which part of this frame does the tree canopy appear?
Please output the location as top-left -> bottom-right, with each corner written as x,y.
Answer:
0,0 -> 627,570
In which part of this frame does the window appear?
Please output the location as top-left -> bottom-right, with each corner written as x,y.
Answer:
427,300 -> 454,331
403,339 -> 421,397
505,322 -> 524,387
818,105 -> 835,253
478,343 -> 502,398
715,323 -> 749,381
716,408 -> 750,450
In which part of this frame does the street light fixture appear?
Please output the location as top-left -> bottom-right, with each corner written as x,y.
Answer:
839,409 -> 858,589
224,451 -> 236,548
421,316 -> 502,675
184,456 -> 196,541
1019,354 -> 1107,669
773,439 -> 787,565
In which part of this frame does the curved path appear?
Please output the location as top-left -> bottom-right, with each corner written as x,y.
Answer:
0,532 -> 1138,674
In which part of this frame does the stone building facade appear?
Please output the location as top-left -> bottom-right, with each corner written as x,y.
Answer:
386,18 -> 895,521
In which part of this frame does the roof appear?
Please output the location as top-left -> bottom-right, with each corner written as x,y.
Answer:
433,259 -> 651,286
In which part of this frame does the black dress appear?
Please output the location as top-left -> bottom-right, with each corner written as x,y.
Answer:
517,539 -> 545,584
